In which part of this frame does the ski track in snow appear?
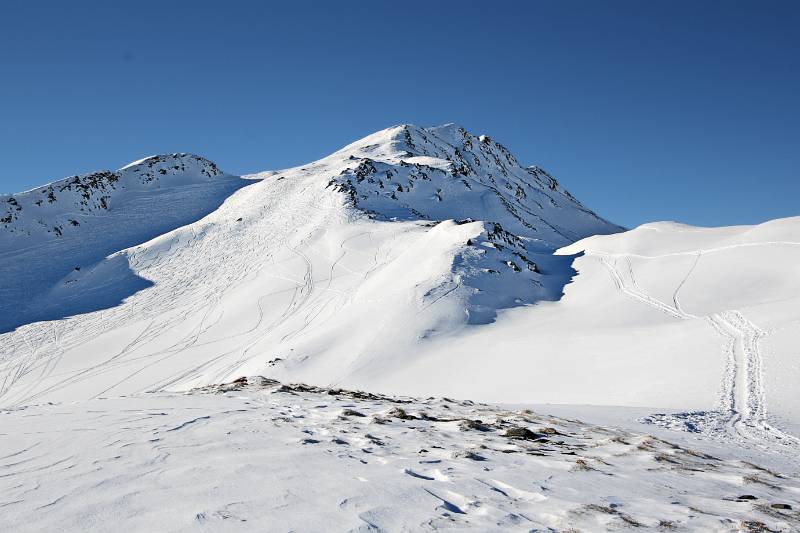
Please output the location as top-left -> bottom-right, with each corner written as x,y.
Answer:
0,162 -> 439,410
0,177 -> 336,404
0,124 -> 625,408
1,126 -> 799,531
597,252 -> 800,453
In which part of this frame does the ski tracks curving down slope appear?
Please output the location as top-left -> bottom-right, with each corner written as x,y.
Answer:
2,126 -> 799,458
0,124 -> 620,407
590,236 -> 800,453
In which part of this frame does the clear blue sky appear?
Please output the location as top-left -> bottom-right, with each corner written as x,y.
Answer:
1,1 -> 798,228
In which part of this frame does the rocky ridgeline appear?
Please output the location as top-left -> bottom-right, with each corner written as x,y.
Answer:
0,126 -> 619,321
326,125 -> 622,318
1,153 -> 223,238
327,124 -> 617,239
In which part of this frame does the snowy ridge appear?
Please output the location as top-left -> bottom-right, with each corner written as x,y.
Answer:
323,124 -> 621,322
0,154 -> 247,333
1,153 -> 223,242
327,124 -> 620,243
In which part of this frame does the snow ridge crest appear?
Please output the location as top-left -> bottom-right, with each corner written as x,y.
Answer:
1,153 -> 224,238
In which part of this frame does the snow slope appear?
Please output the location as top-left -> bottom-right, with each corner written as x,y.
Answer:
0,154 -> 249,332
1,124 -> 798,454
2,124 -> 800,531
1,378 -> 799,532
373,216 -> 800,452
0,124 -> 618,407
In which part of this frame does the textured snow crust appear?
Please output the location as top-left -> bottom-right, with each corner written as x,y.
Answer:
1,378 -> 799,532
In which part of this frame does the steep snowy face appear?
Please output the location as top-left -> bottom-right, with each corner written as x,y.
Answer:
0,124 -> 623,404
0,154 -> 246,333
323,124 -> 622,322
0,153 -> 223,241
327,124 -> 619,243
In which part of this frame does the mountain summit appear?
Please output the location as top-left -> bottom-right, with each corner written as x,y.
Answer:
0,124 -> 619,404
314,123 -> 623,322
326,123 -> 621,243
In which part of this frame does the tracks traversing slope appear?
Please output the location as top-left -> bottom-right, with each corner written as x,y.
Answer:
0,124 -> 626,407
0,169 -> 448,407
0,176 -> 345,405
711,311 -> 799,447
598,254 -> 799,450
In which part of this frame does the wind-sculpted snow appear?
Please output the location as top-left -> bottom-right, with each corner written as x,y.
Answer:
1,379 -> 798,532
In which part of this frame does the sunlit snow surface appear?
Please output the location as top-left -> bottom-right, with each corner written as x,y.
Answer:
0,124 -> 619,406
1,379 -> 799,532
1,124 -> 799,531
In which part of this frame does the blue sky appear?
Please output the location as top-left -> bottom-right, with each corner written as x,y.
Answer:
1,1 -> 798,228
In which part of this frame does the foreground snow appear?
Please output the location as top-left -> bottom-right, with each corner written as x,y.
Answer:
1,378 -> 798,532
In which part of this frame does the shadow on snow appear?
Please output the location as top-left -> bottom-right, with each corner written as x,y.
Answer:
0,178 -> 254,334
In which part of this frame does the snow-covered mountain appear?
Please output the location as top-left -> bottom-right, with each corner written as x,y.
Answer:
2,123 -> 799,450
0,124 -> 620,405
324,124 -> 619,243
322,124 -> 623,323
0,154 -> 249,332
2,124 -> 800,531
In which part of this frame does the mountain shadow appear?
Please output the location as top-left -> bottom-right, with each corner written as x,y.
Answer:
0,177 -> 253,333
